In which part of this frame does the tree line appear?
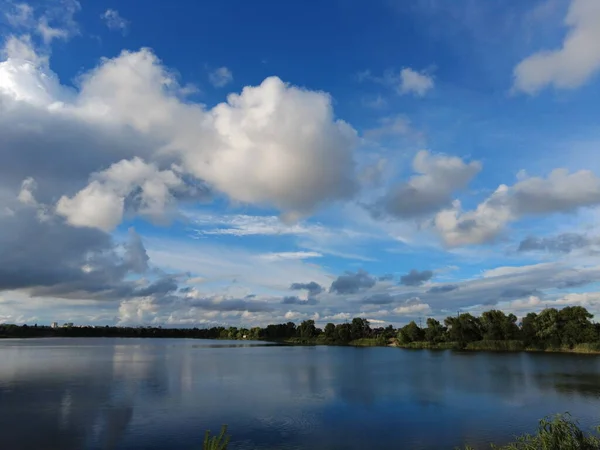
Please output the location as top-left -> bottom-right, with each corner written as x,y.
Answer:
1,306 -> 599,351
396,306 -> 600,351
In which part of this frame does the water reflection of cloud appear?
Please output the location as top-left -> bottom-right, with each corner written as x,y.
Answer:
1,339 -> 600,450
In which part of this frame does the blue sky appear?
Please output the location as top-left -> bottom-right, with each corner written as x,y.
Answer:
1,0 -> 600,327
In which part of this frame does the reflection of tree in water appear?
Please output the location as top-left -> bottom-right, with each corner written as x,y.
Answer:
329,348 -> 376,406
533,372 -> 600,399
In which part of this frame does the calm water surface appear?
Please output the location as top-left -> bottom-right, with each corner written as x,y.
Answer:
1,338 -> 599,450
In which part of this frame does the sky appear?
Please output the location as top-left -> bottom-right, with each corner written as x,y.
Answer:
1,0 -> 600,328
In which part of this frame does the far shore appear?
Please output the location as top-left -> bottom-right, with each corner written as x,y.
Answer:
3,305 -> 600,356
2,333 -> 600,355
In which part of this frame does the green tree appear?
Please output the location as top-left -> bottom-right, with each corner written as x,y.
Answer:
298,320 -> 316,339
445,313 -> 482,345
424,318 -> 446,343
382,324 -> 396,339
397,321 -> 424,344
350,318 -> 370,340
227,327 -> 238,339
285,322 -> 297,338
521,312 -> 539,347
535,308 -> 562,347
480,310 -> 519,341
335,323 -> 352,342
559,306 -> 596,348
324,323 -> 336,340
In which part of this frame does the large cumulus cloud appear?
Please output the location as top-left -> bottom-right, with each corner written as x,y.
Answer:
0,35 -> 360,308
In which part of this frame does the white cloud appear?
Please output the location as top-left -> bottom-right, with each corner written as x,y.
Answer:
399,68 -> 434,96
357,67 -> 434,96
259,251 -> 323,261
1,34 -> 48,65
507,295 -> 543,311
284,310 -> 307,321
5,3 -> 34,28
373,150 -> 481,219
17,177 -> 37,206
209,66 -> 233,87
362,94 -> 387,109
71,49 -> 358,217
393,302 -> 431,315
188,211 -> 379,261
436,169 -> 600,246
363,115 -> 413,139
481,262 -> 556,279
358,158 -> 387,187
0,44 -> 359,223
56,157 -> 190,231
501,291 -> 600,317
6,1 -> 81,45
189,213 -> 326,236
204,77 -> 358,216
554,291 -> 600,308
145,237 -> 333,294
325,312 -> 352,321
101,9 -> 129,33
36,16 -> 68,44
513,0 -> 600,94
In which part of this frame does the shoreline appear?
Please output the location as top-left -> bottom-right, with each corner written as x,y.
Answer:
275,338 -> 600,355
390,341 -> 600,355
2,334 -> 600,355
265,338 -> 600,355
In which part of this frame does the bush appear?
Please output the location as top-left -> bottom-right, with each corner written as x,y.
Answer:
203,425 -> 230,450
488,414 -> 600,450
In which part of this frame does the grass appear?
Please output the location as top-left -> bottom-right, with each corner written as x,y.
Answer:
395,341 -> 462,350
572,343 -> 600,353
203,415 -> 600,450
270,337 -> 600,354
465,340 -> 525,352
348,337 -> 387,347
393,340 -> 600,354
525,343 -> 600,354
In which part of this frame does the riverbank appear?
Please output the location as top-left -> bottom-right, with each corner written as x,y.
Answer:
391,339 -> 600,354
272,337 -> 600,354
275,336 -> 388,347
3,333 -> 600,355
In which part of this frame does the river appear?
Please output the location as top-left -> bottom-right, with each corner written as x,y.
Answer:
0,338 -> 599,449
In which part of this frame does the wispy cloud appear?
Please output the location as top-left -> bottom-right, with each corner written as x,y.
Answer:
362,94 -> 388,109
259,251 -> 323,261
209,66 -> 233,87
188,213 -> 326,237
101,9 -> 129,34
356,67 -> 434,96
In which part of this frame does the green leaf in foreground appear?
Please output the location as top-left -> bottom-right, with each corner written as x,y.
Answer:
207,414 -> 600,450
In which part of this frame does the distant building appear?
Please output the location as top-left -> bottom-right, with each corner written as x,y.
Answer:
50,322 -> 58,329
